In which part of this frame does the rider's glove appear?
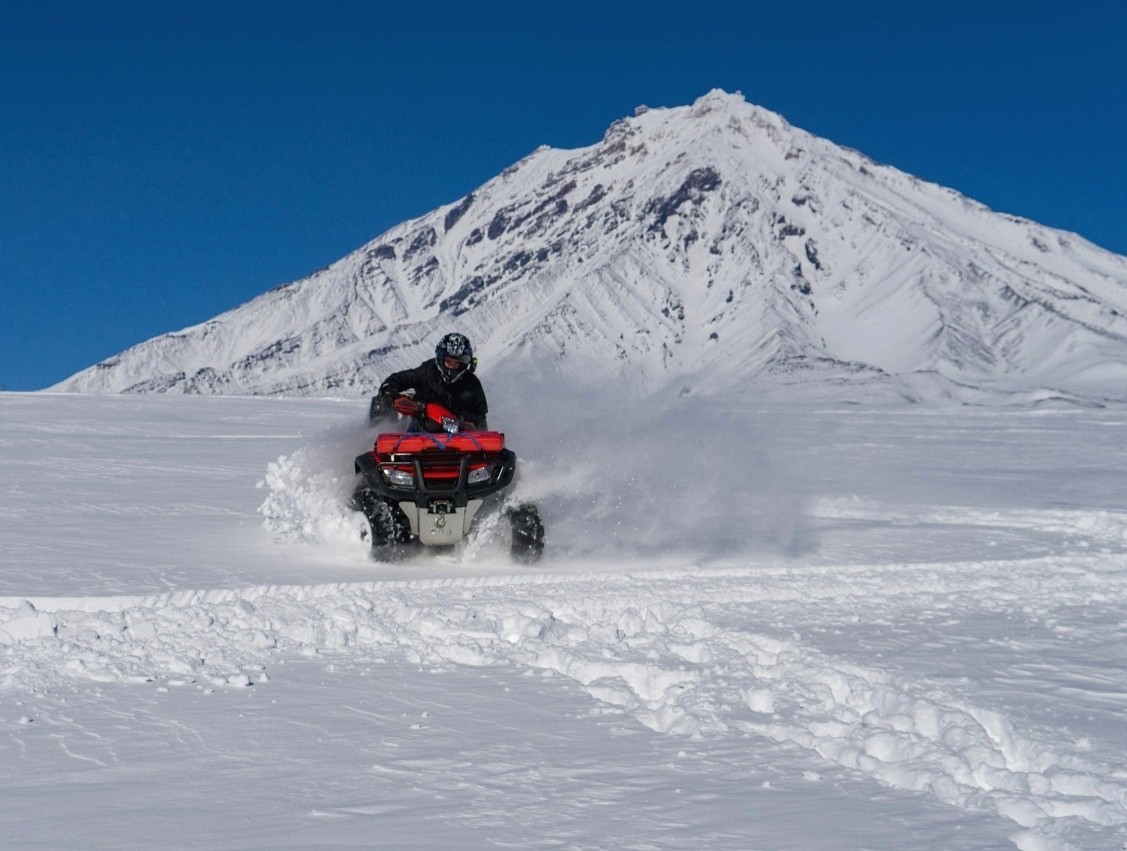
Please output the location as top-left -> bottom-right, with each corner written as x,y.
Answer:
392,395 -> 423,417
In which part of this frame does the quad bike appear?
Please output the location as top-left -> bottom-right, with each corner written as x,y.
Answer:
351,395 -> 544,562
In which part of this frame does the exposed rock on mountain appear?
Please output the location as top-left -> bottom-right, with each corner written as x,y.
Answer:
55,90 -> 1127,402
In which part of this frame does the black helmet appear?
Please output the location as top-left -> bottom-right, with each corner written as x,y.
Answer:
435,332 -> 474,383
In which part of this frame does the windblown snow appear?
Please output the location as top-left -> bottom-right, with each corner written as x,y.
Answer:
3,391 -> 1127,850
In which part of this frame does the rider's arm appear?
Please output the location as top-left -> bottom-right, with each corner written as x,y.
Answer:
371,365 -> 427,424
378,366 -> 419,398
456,378 -> 489,430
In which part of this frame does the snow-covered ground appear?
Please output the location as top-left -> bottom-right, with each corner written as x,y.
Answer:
3,390 -> 1127,850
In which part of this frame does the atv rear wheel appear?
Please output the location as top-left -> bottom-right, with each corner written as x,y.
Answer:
507,503 -> 544,563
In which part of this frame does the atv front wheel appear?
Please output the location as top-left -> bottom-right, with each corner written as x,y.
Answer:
351,487 -> 412,557
507,503 -> 544,563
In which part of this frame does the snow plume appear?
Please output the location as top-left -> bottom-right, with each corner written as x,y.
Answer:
256,372 -> 817,563
258,415 -> 373,554
506,387 -> 818,561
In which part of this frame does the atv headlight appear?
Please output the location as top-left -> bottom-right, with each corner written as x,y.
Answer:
467,464 -> 493,485
380,466 -> 415,487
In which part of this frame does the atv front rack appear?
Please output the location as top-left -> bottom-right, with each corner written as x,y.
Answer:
374,431 -> 505,455
355,431 -> 516,510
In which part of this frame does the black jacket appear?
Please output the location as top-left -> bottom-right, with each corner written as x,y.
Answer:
378,360 -> 488,429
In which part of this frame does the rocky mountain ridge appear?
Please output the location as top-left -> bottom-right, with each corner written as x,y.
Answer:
55,90 -> 1127,403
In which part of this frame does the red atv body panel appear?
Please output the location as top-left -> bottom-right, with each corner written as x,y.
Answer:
374,431 -> 505,457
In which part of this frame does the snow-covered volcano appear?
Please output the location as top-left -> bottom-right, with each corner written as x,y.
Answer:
54,90 -> 1127,401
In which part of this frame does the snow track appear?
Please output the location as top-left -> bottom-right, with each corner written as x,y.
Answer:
5,557 -> 1127,849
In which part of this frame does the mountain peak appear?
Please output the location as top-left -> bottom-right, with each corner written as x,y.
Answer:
55,93 -> 1127,403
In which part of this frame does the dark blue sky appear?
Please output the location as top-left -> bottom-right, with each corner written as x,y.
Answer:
2,1 -> 1124,390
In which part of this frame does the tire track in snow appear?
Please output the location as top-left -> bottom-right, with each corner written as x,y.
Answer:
4,557 -> 1127,848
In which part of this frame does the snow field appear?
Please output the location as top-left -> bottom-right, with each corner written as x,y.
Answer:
4,556 -> 1127,848
4,392 -> 1127,849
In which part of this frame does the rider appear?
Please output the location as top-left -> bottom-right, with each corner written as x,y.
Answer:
370,332 -> 488,431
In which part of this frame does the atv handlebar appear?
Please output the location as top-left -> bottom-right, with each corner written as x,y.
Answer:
385,396 -> 467,434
